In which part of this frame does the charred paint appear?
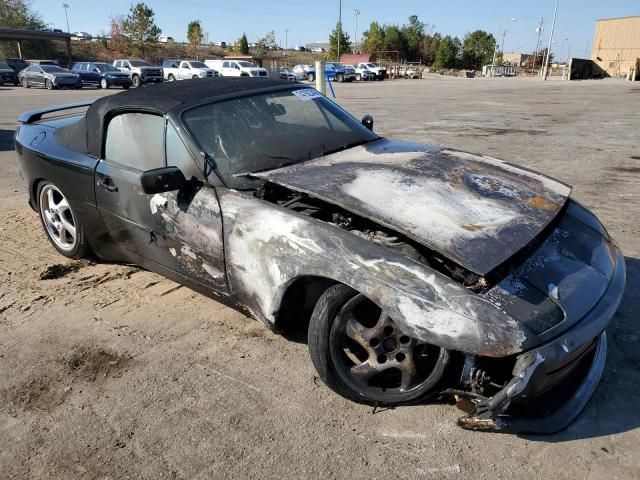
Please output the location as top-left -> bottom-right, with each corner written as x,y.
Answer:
254,138 -> 571,276
218,189 -> 530,357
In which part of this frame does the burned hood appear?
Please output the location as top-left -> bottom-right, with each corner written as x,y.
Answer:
254,138 -> 571,276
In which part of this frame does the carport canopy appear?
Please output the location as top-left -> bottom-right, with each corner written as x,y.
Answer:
0,28 -> 72,64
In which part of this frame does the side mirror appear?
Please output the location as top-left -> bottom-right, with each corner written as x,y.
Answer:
140,166 -> 187,194
93,68 -> 99,72
361,115 -> 374,131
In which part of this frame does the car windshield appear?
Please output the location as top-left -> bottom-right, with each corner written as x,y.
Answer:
190,61 -> 207,68
237,61 -> 254,68
366,63 -> 377,68
95,63 -> 118,72
129,60 -> 149,67
41,65 -> 67,73
183,89 -> 378,189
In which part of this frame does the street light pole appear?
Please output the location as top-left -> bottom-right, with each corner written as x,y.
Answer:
62,3 -> 70,33
531,18 -> 544,75
285,29 -> 288,53
543,0 -> 559,80
490,17 -> 516,76
353,9 -> 360,54
336,0 -> 342,61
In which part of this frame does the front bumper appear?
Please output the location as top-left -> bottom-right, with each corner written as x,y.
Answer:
458,247 -> 625,434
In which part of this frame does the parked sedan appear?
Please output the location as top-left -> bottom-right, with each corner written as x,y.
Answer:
0,61 -> 19,86
71,62 -> 132,89
15,79 -> 625,434
279,68 -> 296,81
19,64 -> 81,89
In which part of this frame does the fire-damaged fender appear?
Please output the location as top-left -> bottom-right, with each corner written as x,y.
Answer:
218,189 -> 537,357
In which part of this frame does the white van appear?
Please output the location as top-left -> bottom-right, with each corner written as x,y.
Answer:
204,59 -> 268,77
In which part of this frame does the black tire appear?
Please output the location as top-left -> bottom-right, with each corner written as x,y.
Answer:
132,75 -> 141,87
355,73 -> 361,81
336,73 -> 344,83
21,77 -> 30,88
168,74 -> 176,81
14,80 -> 19,86
37,181 -> 92,259
122,84 -> 130,89
100,78 -> 109,89
192,75 -> 199,79
308,285 -> 449,406
45,79 -> 53,90
307,73 -> 315,82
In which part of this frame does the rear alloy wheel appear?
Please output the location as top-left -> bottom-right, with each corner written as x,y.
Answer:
21,77 -> 29,88
38,182 -> 90,259
309,285 -> 449,405
100,78 -> 109,89
45,78 -> 54,90
132,75 -> 141,87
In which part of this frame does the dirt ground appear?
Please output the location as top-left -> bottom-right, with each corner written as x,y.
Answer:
0,77 -> 639,480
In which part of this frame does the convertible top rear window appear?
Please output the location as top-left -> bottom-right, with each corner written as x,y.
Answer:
182,90 -> 377,188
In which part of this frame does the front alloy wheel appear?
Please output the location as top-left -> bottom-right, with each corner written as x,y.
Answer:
309,285 -> 449,405
45,78 -> 54,90
38,183 -> 90,258
132,75 -> 141,87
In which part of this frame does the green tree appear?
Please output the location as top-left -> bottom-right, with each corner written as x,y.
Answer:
0,0 -> 48,58
187,20 -> 203,58
237,33 -> 249,54
461,30 -> 495,69
254,30 -> 276,57
402,15 -> 425,61
420,32 -> 441,65
362,21 -> 385,54
382,25 -> 406,57
434,35 -> 460,69
122,2 -> 161,58
328,22 -> 351,60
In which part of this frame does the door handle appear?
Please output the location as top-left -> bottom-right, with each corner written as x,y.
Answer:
97,177 -> 118,192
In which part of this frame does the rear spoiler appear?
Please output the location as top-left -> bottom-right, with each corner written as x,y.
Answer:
18,101 -> 94,124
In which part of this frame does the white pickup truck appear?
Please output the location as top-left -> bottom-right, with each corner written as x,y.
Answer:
204,59 -> 268,77
356,62 -> 387,80
162,60 -> 219,81
112,59 -> 163,87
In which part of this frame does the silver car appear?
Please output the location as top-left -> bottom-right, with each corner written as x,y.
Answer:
19,64 -> 81,90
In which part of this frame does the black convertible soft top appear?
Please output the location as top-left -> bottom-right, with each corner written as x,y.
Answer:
57,77 -> 301,158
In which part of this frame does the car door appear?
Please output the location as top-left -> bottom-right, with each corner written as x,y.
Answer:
94,112 -> 228,292
179,61 -> 190,79
27,66 -> 41,86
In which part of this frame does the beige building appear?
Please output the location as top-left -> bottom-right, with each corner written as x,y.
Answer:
591,16 -> 640,77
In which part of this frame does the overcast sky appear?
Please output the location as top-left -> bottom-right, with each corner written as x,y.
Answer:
34,0 -> 638,58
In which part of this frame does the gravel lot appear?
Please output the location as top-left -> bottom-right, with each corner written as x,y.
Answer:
0,77 -> 639,479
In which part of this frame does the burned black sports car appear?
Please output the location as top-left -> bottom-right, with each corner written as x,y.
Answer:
15,79 -> 625,433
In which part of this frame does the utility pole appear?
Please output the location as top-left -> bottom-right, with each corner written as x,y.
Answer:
336,0 -> 342,61
501,30 -> 507,56
62,3 -> 70,33
531,17 -> 543,74
285,29 -> 288,51
353,9 -> 360,54
543,0 -> 558,80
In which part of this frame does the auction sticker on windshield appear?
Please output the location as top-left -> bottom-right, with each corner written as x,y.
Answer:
292,89 -> 323,101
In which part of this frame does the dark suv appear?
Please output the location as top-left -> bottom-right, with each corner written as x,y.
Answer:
0,60 -> 19,85
71,62 -> 132,89
5,58 -> 28,73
